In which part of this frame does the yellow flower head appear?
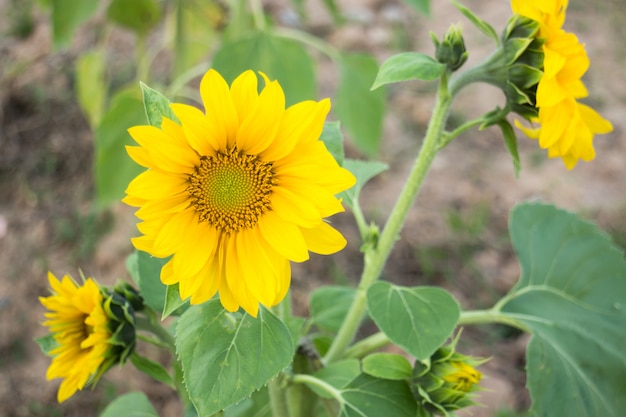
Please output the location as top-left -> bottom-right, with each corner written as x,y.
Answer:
511,0 -> 613,169
124,69 -> 356,317
442,361 -> 483,393
39,272 -> 112,402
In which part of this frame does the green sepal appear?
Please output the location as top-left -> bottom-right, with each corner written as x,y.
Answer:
130,352 -> 175,388
452,0 -> 499,45
433,25 -> 468,72
34,334 -> 59,357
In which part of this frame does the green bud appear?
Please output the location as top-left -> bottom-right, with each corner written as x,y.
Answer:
432,25 -> 468,72
410,336 -> 486,416
113,280 -> 145,312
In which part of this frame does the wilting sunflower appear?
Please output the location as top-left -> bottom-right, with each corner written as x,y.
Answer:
40,272 -> 112,402
124,69 -> 356,317
511,0 -> 613,169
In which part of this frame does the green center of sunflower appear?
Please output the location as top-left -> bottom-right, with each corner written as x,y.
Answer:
188,147 -> 274,233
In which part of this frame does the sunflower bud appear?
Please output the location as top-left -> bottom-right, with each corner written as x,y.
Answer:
112,280 -> 145,312
410,341 -> 485,416
101,286 -> 138,369
432,25 -> 468,72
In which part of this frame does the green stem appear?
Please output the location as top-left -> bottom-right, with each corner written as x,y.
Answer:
268,375 -> 290,417
135,314 -> 176,353
344,332 -> 391,359
449,48 -> 507,97
250,0 -> 267,31
350,200 -> 369,241
291,374 -> 343,403
135,34 -> 150,83
324,74 -> 453,364
273,27 -> 341,62
439,118 -> 484,150
458,309 -> 528,331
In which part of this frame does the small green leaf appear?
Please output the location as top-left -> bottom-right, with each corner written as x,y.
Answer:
495,119 -> 520,177
51,0 -> 99,49
362,353 -> 413,381
126,250 -> 170,313
141,82 -> 179,127
340,374 -> 418,417
130,352 -> 174,387
34,334 -> 58,357
310,286 -> 356,333
367,283 -> 460,360
400,0 -> 430,16
163,283 -> 189,318
372,53 -> 445,90
452,0 -> 499,44
107,0 -> 161,35
99,392 -> 158,417
213,32 -> 316,106
177,301 -> 295,416
499,203 -> 626,417
319,121 -> 345,166
339,159 -> 389,209
76,50 -> 106,127
95,87 -> 145,208
311,359 -> 361,398
335,53 -> 386,156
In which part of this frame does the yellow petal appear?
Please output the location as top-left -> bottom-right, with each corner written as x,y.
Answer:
230,70 -> 259,125
258,211 -> 309,262
170,103 -> 221,155
200,69 -> 238,148
171,220 -> 219,279
271,185 -> 322,228
128,125 -> 198,172
300,221 -> 347,255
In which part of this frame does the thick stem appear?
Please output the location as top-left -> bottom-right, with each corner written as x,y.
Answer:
135,314 -> 176,353
324,75 -> 453,364
344,332 -> 391,359
459,309 -> 528,331
268,375 -> 290,417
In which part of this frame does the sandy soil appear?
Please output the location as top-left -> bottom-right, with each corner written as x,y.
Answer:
0,0 -> 624,416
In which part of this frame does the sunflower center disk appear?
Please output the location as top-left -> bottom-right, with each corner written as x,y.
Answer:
188,147 -> 274,233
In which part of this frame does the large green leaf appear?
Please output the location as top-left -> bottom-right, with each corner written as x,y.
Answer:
222,386 -> 272,417
51,0 -> 99,49
107,0 -> 161,35
367,282 -> 460,360
362,353 -> 413,381
498,203 -> 626,417
99,392 -> 158,417
335,53 -> 386,156
340,374 -> 417,417
177,301 -> 295,416
309,286 -> 356,333
212,32 -> 316,106
95,88 -> 145,208
319,121 -> 345,166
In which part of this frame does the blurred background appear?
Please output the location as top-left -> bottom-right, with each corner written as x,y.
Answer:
0,0 -> 624,416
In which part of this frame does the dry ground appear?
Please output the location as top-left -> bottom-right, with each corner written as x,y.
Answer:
0,0 -> 624,416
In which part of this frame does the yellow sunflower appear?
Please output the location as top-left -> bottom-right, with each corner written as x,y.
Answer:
39,272 -> 112,402
511,0 -> 613,169
124,69 -> 356,317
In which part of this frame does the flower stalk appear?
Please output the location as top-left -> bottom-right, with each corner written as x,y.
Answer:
324,73 -> 453,364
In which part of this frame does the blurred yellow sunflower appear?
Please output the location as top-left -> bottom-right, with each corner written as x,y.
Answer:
511,0 -> 613,169
124,69 -> 356,317
39,272 -> 112,402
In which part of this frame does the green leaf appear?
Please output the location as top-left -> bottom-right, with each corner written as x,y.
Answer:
50,0 -> 99,49
213,32 -> 316,106
177,301 -> 295,416
339,159 -> 389,209
362,353 -> 413,381
76,50 -> 106,127
319,121 -> 345,166
400,0 -> 430,16
452,0 -> 499,44
340,374 -> 418,417
95,87 -> 145,208
163,283 -> 189,318
99,392 -> 158,417
372,53 -> 445,90
222,386 -> 272,417
312,359 -> 361,398
107,0 -> 161,35
495,119 -> 520,177
310,286 -> 356,333
499,203 -> 626,417
141,82 -> 179,127
367,282 -> 460,360
126,250 -> 170,313
335,53 -> 386,156
34,334 -> 58,356
130,352 -> 174,387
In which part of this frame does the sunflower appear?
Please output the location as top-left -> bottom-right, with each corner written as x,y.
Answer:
511,0 -> 613,169
124,69 -> 356,317
39,272 -> 112,402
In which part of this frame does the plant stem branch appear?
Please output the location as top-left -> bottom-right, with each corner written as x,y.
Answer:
344,332 -> 391,359
323,74 -> 453,364
135,314 -> 176,352
459,309 -> 528,331
268,375 -> 290,417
